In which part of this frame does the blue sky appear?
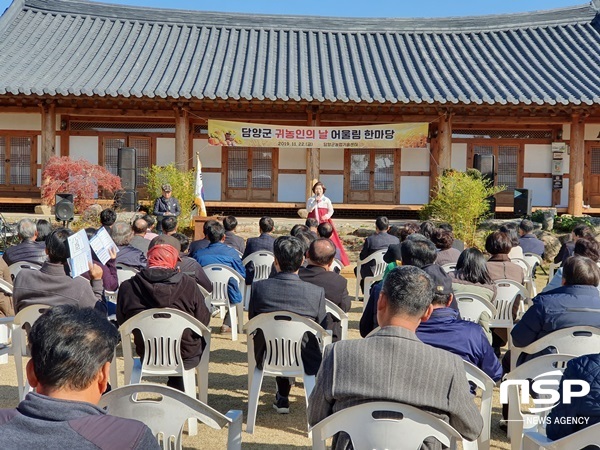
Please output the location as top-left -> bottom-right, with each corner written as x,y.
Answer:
0,0 -> 586,18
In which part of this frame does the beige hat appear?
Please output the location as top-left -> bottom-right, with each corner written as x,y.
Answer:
161,183 -> 172,192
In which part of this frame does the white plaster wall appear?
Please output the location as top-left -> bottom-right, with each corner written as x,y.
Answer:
320,174 -> 343,203
69,136 -> 99,164
156,138 -> 175,166
37,136 -> 41,163
400,176 -> 430,204
279,147 -> 306,170
202,173 -> 221,201
0,113 -> 41,130
37,169 -> 41,187
451,143 -> 467,171
523,178 -> 552,207
278,174 -> 306,202
54,136 -> 60,159
193,139 -> 221,168
560,179 -> 569,208
586,124 -> 600,141
401,148 -> 429,171
320,149 -> 344,170
524,144 -> 552,173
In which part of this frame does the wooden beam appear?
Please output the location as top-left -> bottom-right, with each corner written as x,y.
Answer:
438,113 -> 452,170
40,102 -> 56,166
174,107 -> 189,170
568,114 -> 585,216
306,109 -> 320,199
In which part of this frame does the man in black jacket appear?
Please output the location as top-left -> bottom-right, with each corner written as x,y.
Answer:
356,216 -> 399,293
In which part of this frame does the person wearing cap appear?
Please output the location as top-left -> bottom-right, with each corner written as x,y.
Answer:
153,184 -> 181,234
116,234 -> 210,391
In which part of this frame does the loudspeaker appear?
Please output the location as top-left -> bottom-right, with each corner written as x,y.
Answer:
118,147 -> 136,190
55,193 -> 74,222
473,154 -> 495,183
514,188 -> 532,217
114,189 -> 137,212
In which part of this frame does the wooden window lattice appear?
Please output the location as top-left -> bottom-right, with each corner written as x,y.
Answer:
591,148 -> 600,175
498,146 -> 518,190
453,129 -> 552,139
252,150 -> 272,189
374,150 -> 394,191
10,137 -> 31,185
0,137 -> 5,185
228,149 -> 248,188
350,150 -> 370,191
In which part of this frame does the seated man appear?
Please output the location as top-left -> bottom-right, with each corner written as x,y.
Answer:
317,222 -> 342,264
356,216 -> 399,293
223,216 -> 246,254
161,216 -> 178,236
192,220 -> 245,333
112,221 -> 147,270
141,214 -> 158,241
117,236 -> 210,391
305,217 -> 319,237
100,208 -> 117,233
3,218 -> 46,266
511,256 -> 600,364
0,305 -> 159,450
518,219 -> 545,257
13,228 -> 105,313
249,235 -> 327,414
415,268 -> 502,383
544,237 -> 600,292
299,238 -> 351,342
171,232 -> 213,293
554,224 -> 592,265
308,266 -> 483,449
129,217 -> 150,256
242,216 -> 276,285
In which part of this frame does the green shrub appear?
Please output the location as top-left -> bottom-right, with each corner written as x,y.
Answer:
145,164 -> 196,227
553,215 -> 593,232
421,169 -> 504,247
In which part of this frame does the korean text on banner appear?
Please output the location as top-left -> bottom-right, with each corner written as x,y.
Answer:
207,120 -> 428,149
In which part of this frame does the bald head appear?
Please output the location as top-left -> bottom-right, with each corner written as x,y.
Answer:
308,238 -> 337,267
132,218 -> 148,235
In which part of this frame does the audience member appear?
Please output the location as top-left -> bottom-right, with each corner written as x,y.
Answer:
554,224 -> 593,265
544,237 -> 600,292
170,233 -> 213,293
2,218 -> 46,266
290,224 -> 309,237
82,227 -> 118,292
249,236 -> 326,414
141,214 -> 158,240
192,220 -> 245,333
161,216 -> 178,235
382,222 -> 420,264
242,216 -> 276,285
308,266 -> 483,448
305,218 -> 319,237
188,220 -> 211,255
439,222 -> 465,251
111,221 -> 147,270
100,208 -> 117,232
518,219 -> 545,257
451,248 -> 497,303
485,231 -> 524,284
0,305 -> 159,449
34,219 -> 52,245
317,222 -> 342,264
357,216 -> 399,293
299,238 -> 351,342
117,237 -> 210,391
13,228 -> 105,313
432,228 -> 461,266
500,223 -> 524,260
419,220 -> 436,240
223,216 -> 245,254
129,217 -> 150,256
0,258 -> 12,317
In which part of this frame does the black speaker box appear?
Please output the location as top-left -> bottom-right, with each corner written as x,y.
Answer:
473,154 -> 495,183
118,147 -> 136,189
55,193 -> 74,222
514,188 -> 532,217
114,190 -> 137,212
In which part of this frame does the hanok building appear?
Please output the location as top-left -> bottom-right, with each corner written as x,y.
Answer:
0,0 -> 600,217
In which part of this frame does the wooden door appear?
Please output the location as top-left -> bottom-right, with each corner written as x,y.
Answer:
346,148 -> 397,204
471,143 -> 521,207
224,148 -> 276,201
101,136 -> 153,189
586,143 -> 600,207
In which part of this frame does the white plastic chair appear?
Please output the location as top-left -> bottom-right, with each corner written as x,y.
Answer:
0,278 -> 13,295
355,249 -> 387,301
8,262 -> 41,282
12,304 -> 50,400
512,257 -> 537,298
510,325 -> 600,371
330,259 -> 343,273
0,279 -> 13,364
441,263 -> 457,274
463,361 -> 495,450
203,264 -> 245,341
523,421 -> 600,450
242,251 -> 274,310
504,354 -> 576,450
325,299 -> 349,341
362,273 -> 383,311
245,311 -> 332,434
310,401 -> 462,450
116,264 -> 138,285
119,308 -> 212,436
492,279 -> 529,348
548,262 -> 561,283
98,383 -> 242,450
455,292 -> 497,324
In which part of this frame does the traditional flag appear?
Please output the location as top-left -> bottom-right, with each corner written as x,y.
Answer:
194,153 -> 207,217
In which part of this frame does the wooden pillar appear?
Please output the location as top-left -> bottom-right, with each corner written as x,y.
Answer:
174,107 -> 189,170
568,114 -> 585,216
438,112 -> 452,171
40,102 -> 56,167
306,109 -> 320,199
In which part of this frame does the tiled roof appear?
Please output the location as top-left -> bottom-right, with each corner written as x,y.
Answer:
0,0 -> 599,106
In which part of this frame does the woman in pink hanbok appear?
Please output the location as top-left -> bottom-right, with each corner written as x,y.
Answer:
306,181 -> 350,266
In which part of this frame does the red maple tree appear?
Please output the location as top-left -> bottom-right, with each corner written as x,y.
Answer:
41,156 -> 122,212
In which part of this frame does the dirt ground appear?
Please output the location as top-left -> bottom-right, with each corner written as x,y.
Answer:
0,215 -> 551,449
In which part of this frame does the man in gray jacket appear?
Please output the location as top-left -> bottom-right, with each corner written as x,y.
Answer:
308,266 -> 482,449
0,305 -> 159,449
